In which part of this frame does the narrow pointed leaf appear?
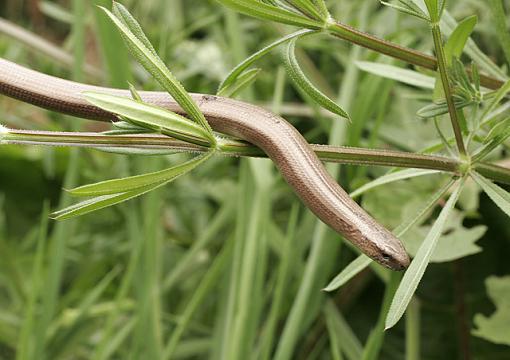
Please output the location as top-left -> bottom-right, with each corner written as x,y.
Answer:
484,117 -> 510,144
444,16 -> 477,65
53,152 -> 213,220
284,37 -> 350,119
417,98 -> 474,118
350,169 -> 440,199
51,185 -> 159,220
385,178 -> 466,329
112,2 -> 157,56
380,1 -> 429,21
101,4 -> 214,139
218,29 -> 315,94
214,0 -> 324,28
473,119 -> 510,162
480,80 -> 510,122
284,0 -> 324,20
84,92 -> 212,147
356,61 -> 435,89
217,68 -> 261,98
471,172 -> 510,217
69,152 -> 212,196
323,255 -> 372,292
325,177 -> 456,292
312,0 -> 330,18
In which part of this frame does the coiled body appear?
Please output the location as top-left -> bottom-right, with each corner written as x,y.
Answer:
0,58 -> 410,270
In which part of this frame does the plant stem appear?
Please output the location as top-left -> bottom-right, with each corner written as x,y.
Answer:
405,298 -> 421,360
328,21 -> 437,69
0,128 -> 456,170
430,23 -> 467,157
3,128 -> 510,183
326,21 -> 504,91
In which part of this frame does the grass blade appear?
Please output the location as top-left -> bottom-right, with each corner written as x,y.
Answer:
385,177 -> 466,329
361,272 -> 401,360
162,242 -> 232,359
323,301 -> 362,360
16,203 -> 49,360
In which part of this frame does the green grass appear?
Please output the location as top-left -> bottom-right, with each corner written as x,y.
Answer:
1,0 -> 510,359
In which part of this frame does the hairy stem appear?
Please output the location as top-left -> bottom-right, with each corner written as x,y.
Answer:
326,21 -> 504,91
430,23 -> 467,157
3,128 -> 510,183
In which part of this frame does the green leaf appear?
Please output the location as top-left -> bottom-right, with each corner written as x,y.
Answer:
217,68 -> 261,98
325,177 -> 456,292
480,80 -> 510,123
444,15 -> 477,66
214,0 -> 324,28
53,152 -> 213,220
484,116 -> 510,144
488,0 -> 510,67
350,169 -> 440,199
218,29 -> 315,94
312,0 -> 330,19
470,172 -> 510,217
440,9 -> 507,80
284,37 -> 350,119
385,177 -> 465,329
380,0 -> 429,21
323,302 -> 363,360
68,152 -> 213,196
403,211 -> 485,262
473,276 -> 510,346
84,92 -> 212,147
51,185 -> 159,220
323,255 -> 372,292
391,177 -> 457,237
101,3 -> 215,141
424,0 -> 445,22
417,98 -> 473,118
111,2 -> 158,56
472,119 -> 510,162
17,203 -> 49,360
356,61 -> 435,89
284,0 -> 324,20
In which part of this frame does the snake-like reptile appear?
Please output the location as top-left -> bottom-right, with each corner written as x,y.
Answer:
0,58 -> 410,270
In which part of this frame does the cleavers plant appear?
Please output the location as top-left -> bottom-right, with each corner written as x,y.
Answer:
1,0 -> 510,352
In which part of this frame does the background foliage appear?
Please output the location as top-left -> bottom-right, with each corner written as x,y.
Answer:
1,0 -> 510,359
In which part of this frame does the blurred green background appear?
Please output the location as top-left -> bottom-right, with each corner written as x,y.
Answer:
1,0 -> 510,359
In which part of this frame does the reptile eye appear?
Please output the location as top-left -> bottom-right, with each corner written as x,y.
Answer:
381,252 -> 391,261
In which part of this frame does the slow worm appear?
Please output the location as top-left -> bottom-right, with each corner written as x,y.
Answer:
0,58 -> 410,270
